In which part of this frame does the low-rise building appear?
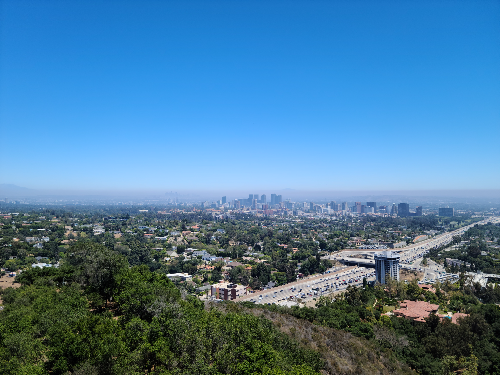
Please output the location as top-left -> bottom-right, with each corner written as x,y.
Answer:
211,283 -> 247,300
225,261 -> 244,269
166,273 -> 192,281
192,250 -> 209,257
392,300 -> 468,324
393,300 -> 439,322
32,262 -> 52,269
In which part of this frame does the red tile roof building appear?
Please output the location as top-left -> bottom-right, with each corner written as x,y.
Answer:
392,300 -> 468,324
393,300 -> 439,321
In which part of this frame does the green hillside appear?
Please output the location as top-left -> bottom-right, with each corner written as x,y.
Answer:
0,241 -> 415,375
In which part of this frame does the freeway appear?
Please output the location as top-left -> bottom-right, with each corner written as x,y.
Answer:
397,217 -> 499,281
328,216 -> 499,285
400,216 -> 499,257
235,266 -> 374,305
234,216 -> 498,306
332,216 -> 499,265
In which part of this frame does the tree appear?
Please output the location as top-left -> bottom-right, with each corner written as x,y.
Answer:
3,258 -> 19,272
211,269 -> 222,283
442,353 -> 478,375
67,241 -> 127,308
115,265 -> 180,322
252,262 -> 271,285
468,244 -> 481,258
272,272 -> 287,286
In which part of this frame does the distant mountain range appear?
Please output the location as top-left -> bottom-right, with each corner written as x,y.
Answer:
1,184 -> 499,202
0,183 -> 30,190
0,184 -> 36,197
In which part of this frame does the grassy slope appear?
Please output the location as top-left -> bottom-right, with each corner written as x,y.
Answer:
215,303 -> 416,375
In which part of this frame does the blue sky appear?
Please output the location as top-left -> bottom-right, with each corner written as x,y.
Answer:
1,0 -> 499,193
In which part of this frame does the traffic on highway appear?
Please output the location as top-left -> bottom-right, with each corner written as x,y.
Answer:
398,217 -> 499,284
241,266 -> 374,306
236,217 -> 499,306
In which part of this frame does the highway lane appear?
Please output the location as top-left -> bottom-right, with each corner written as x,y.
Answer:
329,216 -> 499,284
234,216 -> 498,306
235,266 -> 374,305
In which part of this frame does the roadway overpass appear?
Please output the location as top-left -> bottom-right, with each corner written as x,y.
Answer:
329,216 -> 499,268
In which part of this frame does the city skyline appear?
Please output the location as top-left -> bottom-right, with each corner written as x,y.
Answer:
1,1 -> 499,192
2,183 -> 500,201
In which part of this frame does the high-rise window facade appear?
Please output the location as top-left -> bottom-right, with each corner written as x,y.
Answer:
439,208 -> 454,217
367,202 -> 377,213
398,203 -> 410,217
375,251 -> 400,284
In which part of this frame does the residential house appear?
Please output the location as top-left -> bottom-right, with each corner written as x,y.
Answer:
392,300 -> 468,324
32,263 -> 51,268
166,273 -> 192,281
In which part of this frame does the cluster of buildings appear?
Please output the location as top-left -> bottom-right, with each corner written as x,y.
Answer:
445,257 -> 470,269
25,236 -> 50,249
200,194 -> 457,220
387,203 -> 422,217
206,195 -> 432,218
203,194 -> 283,210
373,252 -> 469,325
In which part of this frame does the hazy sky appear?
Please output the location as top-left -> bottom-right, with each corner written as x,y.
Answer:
1,0 -> 499,192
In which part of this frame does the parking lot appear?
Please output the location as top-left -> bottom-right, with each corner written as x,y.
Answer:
235,217 -> 499,306
236,266 -> 375,306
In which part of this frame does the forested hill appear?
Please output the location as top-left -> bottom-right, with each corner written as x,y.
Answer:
0,241 -> 414,375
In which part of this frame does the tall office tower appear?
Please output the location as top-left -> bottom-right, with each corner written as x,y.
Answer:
415,206 -> 422,216
363,205 -> 375,214
310,202 -> 314,211
221,196 -> 227,204
235,200 -> 241,209
271,194 -> 277,205
330,201 -> 336,210
248,194 -> 254,201
355,202 -> 362,213
398,203 -> 410,217
277,195 -> 282,204
391,203 -> 398,216
252,199 -> 258,210
367,202 -> 377,213
261,194 -> 266,204
375,251 -> 400,284
439,208 -> 454,217
342,202 -> 348,211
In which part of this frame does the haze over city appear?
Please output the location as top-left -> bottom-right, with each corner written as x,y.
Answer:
2,3 -> 500,373
1,0 -> 499,195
